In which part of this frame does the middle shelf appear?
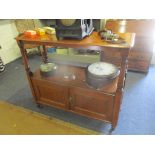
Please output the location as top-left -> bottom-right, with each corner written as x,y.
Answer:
31,65 -> 119,95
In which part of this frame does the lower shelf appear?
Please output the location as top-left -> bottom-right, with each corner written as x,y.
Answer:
32,80 -> 114,123
37,100 -> 112,124
32,65 -> 119,95
30,65 -> 120,127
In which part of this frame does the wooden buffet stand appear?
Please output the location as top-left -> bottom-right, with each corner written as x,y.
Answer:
16,32 -> 135,129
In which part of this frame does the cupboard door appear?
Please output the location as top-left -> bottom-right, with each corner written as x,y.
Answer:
69,87 -> 114,122
32,79 -> 69,109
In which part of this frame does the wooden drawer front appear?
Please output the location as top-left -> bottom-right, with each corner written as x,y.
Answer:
128,60 -> 150,72
32,79 -> 69,109
70,88 -> 114,122
129,51 -> 152,61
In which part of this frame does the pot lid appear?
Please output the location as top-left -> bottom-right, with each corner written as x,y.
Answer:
88,62 -> 117,76
40,63 -> 57,72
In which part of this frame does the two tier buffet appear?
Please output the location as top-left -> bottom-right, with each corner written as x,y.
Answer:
16,31 -> 135,129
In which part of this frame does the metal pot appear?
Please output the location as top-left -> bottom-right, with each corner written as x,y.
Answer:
85,62 -> 120,89
40,62 -> 57,77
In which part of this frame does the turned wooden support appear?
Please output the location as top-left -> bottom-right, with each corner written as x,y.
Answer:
15,32 -> 135,129
17,40 -> 37,102
99,47 -> 130,129
112,48 -> 130,128
17,41 -> 32,74
41,45 -> 48,63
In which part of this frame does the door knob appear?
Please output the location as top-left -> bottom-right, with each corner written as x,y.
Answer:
69,96 -> 74,107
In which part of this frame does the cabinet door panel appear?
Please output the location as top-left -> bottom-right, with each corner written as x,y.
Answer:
32,79 -> 69,109
129,50 -> 152,61
70,88 -> 114,122
128,60 -> 150,72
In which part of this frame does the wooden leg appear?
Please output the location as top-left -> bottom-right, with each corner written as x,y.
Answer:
37,46 -> 42,56
108,126 -> 115,135
21,49 -> 28,65
112,89 -> 123,129
18,41 -> 37,103
37,103 -> 44,108
25,49 -> 28,58
100,51 -> 104,61
41,45 -> 48,63
111,51 -> 128,128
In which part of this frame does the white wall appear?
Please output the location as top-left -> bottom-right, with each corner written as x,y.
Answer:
0,20 -> 21,64
151,52 -> 155,65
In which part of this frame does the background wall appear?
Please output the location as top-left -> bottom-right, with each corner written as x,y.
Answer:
0,20 -> 21,64
0,19 -> 44,65
0,19 -> 155,65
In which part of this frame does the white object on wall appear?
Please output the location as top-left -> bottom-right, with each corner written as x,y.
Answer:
0,20 -> 21,64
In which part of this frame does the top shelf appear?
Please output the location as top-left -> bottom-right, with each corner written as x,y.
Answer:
16,32 -> 135,50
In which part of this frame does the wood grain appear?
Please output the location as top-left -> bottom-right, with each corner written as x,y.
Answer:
16,31 -> 135,129
16,32 -> 135,50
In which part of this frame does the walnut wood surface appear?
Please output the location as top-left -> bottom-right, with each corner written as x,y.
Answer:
16,32 -> 135,129
69,87 -> 114,122
16,32 -> 135,50
32,65 -> 119,94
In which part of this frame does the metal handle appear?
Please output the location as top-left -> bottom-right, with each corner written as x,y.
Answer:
69,96 -> 74,107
